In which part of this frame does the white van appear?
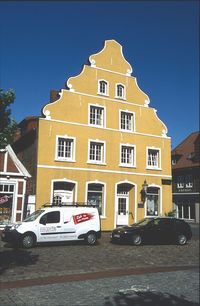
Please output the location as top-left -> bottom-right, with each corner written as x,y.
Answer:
1,205 -> 101,248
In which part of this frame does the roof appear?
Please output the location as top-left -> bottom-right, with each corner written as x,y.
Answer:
172,131 -> 200,169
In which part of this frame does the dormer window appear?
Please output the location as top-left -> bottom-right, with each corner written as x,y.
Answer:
116,84 -> 125,99
98,80 -> 108,96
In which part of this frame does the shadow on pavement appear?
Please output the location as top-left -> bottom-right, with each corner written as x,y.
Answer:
0,247 -> 38,275
104,290 -> 198,306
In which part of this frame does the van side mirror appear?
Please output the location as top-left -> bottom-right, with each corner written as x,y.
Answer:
40,218 -> 46,225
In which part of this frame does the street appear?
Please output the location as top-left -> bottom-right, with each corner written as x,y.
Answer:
0,232 -> 199,305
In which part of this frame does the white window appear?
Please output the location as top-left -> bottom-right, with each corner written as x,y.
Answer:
177,176 -> 184,188
120,144 -> 135,167
98,80 -> 108,96
147,148 -> 161,169
88,140 -> 105,164
120,111 -> 134,131
56,136 -> 75,162
89,105 -> 104,127
116,84 -> 125,99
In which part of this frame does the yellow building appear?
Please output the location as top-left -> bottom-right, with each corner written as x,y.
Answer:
36,40 -> 172,230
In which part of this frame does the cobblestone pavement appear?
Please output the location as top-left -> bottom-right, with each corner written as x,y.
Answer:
0,269 -> 199,305
0,233 -> 199,306
0,232 -> 199,283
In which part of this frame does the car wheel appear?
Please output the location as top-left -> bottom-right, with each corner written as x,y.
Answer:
132,234 -> 142,246
22,234 -> 36,249
85,232 -> 97,245
177,234 -> 187,245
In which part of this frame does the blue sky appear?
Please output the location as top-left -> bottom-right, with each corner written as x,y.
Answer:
0,1 -> 199,148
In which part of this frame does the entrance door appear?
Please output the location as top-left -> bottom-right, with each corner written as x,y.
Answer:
116,196 -> 129,226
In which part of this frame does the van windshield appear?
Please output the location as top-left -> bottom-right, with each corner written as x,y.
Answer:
23,210 -> 44,222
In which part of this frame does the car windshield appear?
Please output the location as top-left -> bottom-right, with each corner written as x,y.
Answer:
23,210 -> 44,222
132,218 -> 153,227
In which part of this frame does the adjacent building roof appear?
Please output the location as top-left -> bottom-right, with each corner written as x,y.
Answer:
172,132 -> 200,169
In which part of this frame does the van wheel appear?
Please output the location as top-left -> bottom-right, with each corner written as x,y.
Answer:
177,234 -> 187,245
85,232 -> 97,245
132,234 -> 142,246
22,233 -> 36,249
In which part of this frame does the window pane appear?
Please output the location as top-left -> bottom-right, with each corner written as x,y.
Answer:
148,149 -> 159,167
58,138 -> 73,159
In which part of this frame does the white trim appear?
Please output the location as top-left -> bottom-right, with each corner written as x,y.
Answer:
38,164 -> 172,178
87,139 -> 106,165
55,135 -> 76,162
173,192 -> 200,195
40,117 -> 170,141
88,103 -> 106,128
5,145 -> 31,177
50,178 -> 78,204
85,180 -> 106,218
119,143 -> 136,168
146,147 -> 162,170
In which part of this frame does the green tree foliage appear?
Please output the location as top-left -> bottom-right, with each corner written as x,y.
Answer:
0,89 -> 17,149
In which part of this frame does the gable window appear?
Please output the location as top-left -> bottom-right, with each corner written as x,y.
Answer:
89,105 -> 104,127
56,136 -> 75,162
116,84 -> 125,99
147,148 -> 161,169
120,111 -> 134,131
88,140 -> 105,164
98,80 -> 108,96
120,144 -> 135,167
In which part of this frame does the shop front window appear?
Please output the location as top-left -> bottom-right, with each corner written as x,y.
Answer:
0,183 -> 15,225
146,187 -> 160,216
87,183 -> 104,216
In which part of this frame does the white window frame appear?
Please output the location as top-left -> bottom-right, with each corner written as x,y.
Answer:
88,139 -> 106,165
88,104 -> 106,128
119,144 -> 136,168
55,135 -> 76,162
115,83 -> 126,100
119,110 -> 135,132
98,79 -> 109,96
146,147 -> 161,170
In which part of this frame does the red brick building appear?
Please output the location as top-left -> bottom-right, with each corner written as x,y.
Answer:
172,132 -> 200,223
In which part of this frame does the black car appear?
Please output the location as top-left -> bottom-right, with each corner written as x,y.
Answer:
111,217 -> 192,246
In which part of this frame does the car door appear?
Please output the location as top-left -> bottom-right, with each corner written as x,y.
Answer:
38,210 -> 61,242
145,219 -> 174,244
59,209 -> 76,241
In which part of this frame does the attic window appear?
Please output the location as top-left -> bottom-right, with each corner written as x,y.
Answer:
98,80 -> 108,96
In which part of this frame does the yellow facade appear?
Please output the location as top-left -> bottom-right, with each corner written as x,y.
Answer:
36,40 -> 172,230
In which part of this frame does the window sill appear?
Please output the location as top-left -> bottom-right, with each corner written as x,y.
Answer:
119,164 -> 136,168
97,93 -> 109,97
55,159 -> 76,163
119,129 -> 134,133
146,167 -> 162,171
115,96 -> 126,101
89,124 -> 105,129
87,161 -> 107,166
